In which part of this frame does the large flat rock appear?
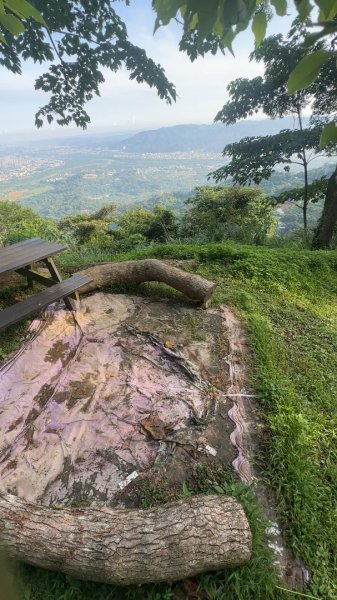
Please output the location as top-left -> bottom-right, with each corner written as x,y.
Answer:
0,293 -> 235,507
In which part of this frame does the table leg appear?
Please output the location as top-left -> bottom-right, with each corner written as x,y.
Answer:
26,264 -> 34,289
43,257 -> 77,311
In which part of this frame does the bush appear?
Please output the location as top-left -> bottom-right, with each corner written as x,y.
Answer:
180,185 -> 277,245
0,201 -> 60,246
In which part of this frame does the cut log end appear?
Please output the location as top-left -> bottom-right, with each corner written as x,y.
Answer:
78,259 -> 217,306
0,493 -> 251,585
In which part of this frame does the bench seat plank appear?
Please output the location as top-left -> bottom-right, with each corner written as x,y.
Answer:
0,274 -> 92,330
0,238 -> 67,277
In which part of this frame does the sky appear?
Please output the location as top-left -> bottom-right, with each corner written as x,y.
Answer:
0,2 -> 295,138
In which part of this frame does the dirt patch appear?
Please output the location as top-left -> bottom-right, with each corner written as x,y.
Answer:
5,190 -> 27,201
222,306 -> 309,588
67,374 -> 97,409
45,340 -> 72,366
33,383 -> 56,409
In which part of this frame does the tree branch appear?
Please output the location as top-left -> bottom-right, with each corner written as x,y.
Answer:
47,30 -> 66,66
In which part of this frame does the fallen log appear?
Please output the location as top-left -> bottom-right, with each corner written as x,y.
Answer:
0,493 -> 251,585
77,259 -> 216,306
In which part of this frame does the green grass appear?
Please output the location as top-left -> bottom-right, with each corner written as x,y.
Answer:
169,242 -> 337,600
4,240 -> 337,598
0,283 -> 31,362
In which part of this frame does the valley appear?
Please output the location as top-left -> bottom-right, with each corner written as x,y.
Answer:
0,145 -> 224,218
0,121 -> 335,232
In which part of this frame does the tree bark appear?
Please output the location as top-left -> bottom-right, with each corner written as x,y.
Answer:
312,165 -> 337,249
0,493 -> 251,585
78,259 -> 217,306
303,159 -> 308,233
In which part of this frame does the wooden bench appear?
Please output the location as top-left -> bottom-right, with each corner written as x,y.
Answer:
0,238 -> 92,330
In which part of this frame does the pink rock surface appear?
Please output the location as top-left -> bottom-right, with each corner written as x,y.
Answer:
0,294 -> 231,507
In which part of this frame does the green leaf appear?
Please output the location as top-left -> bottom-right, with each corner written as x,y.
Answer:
295,0 -> 312,20
287,49 -> 330,94
252,11 -> 267,46
320,122 -> 337,148
181,481 -> 191,497
315,0 -> 337,20
213,17 -> 224,38
5,0 -> 46,25
179,4 -> 187,18
0,12 -> 25,34
195,0 -> 219,41
0,32 -> 7,44
222,0 -> 246,26
221,27 -> 235,55
153,15 -> 161,33
152,0 -> 182,26
213,485 -> 225,494
188,11 -> 198,31
270,0 -> 287,16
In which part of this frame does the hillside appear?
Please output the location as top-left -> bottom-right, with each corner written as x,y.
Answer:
1,235 -> 337,598
112,118 -> 308,153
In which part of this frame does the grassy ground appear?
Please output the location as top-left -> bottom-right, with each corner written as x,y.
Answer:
0,283 -> 32,362
2,241 -> 337,599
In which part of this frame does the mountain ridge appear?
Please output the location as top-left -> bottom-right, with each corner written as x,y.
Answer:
111,118 -> 309,153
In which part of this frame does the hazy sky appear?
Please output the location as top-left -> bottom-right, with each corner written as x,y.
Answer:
1,3 -> 294,137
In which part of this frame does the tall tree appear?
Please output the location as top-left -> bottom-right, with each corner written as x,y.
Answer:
154,1 -> 337,146
208,32 -> 336,233
312,167 -> 337,248
212,128 -> 326,232
0,1 -> 176,128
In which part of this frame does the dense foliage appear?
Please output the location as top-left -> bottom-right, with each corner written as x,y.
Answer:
181,186 -> 276,244
0,200 -> 59,245
0,184 -> 279,253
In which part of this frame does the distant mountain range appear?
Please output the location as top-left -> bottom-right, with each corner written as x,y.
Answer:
14,117 -> 309,154
111,118 -> 308,154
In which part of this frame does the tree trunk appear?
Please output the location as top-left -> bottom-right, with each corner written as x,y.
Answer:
312,165 -> 337,249
298,110 -> 308,234
0,493 -> 251,585
303,159 -> 308,233
78,259 -> 217,306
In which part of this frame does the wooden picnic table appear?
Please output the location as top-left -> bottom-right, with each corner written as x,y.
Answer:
0,238 -> 92,330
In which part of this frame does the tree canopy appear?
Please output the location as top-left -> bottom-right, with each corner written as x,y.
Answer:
2,0 -> 337,141
0,0 -> 176,128
153,0 -> 337,60
0,200 -> 59,245
212,127 -> 324,185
